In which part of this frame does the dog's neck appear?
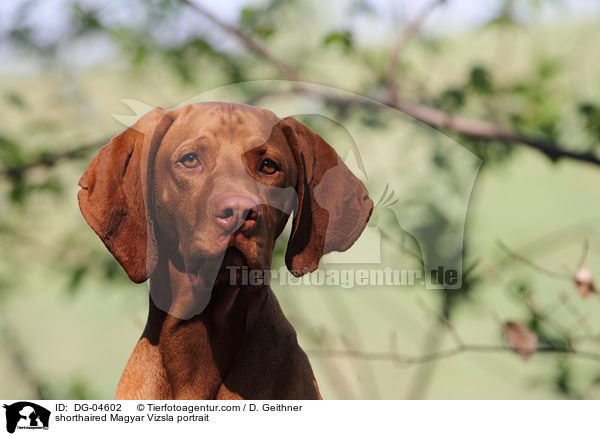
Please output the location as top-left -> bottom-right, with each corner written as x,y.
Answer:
144,256 -> 269,399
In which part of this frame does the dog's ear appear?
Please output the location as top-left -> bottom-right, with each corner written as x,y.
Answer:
78,108 -> 173,283
281,117 -> 374,276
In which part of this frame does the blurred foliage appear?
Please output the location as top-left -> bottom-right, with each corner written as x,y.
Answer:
322,29 -> 355,52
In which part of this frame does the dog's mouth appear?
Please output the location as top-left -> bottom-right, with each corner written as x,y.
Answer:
222,246 -> 247,268
217,246 -> 252,284
187,245 -> 251,289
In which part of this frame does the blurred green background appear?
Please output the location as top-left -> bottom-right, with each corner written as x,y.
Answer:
1,0 -> 600,399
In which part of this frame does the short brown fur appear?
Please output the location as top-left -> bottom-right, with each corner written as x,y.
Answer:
78,102 -> 373,399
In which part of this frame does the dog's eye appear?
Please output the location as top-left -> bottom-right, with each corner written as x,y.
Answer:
259,158 -> 280,175
180,153 -> 200,168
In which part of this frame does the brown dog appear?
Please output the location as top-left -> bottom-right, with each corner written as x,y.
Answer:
78,102 -> 373,399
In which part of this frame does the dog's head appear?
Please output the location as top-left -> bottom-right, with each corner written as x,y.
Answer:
78,103 -> 373,311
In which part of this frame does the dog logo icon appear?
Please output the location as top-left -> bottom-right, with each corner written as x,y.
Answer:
3,402 -> 50,433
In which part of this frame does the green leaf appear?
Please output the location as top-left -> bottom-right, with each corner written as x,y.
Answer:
469,66 -> 493,95
68,265 -> 88,293
323,30 -> 354,52
537,57 -> 561,79
0,136 -> 26,168
239,6 -> 275,39
71,4 -> 103,36
9,176 -> 27,205
515,281 -> 531,297
578,102 -> 600,144
66,379 -> 96,400
438,87 -> 466,110
4,92 -> 27,109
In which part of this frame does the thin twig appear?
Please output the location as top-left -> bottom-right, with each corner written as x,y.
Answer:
180,0 -> 300,80
416,297 -> 464,346
377,226 -> 424,265
560,292 -> 595,336
0,322 -> 44,399
179,1 -> 600,168
497,239 -> 572,280
389,98 -> 600,166
250,80 -> 600,168
10,2 -> 600,178
306,343 -> 600,365
575,239 -> 590,271
0,139 -> 106,178
384,0 -> 445,104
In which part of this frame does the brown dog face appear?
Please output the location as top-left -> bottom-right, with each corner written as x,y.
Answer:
151,103 -> 298,291
78,102 -> 373,316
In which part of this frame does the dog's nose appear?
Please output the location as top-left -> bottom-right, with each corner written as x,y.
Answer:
213,194 -> 260,235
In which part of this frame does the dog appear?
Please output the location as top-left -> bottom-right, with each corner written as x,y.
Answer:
78,102 -> 373,399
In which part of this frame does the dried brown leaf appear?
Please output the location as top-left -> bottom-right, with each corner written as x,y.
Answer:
504,321 -> 538,360
573,267 -> 596,299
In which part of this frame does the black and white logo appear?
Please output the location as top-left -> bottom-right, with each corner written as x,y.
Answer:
3,402 -> 50,433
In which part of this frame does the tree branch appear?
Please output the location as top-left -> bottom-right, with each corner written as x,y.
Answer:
390,99 -> 600,166
0,139 -> 105,178
181,1 -> 600,168
11,1 -> 600,178
384,0 -> 445,105
306,343 -> 600,366
0,321 -> 44,399
180,0 -> 300,80
497,239 -> 573,280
